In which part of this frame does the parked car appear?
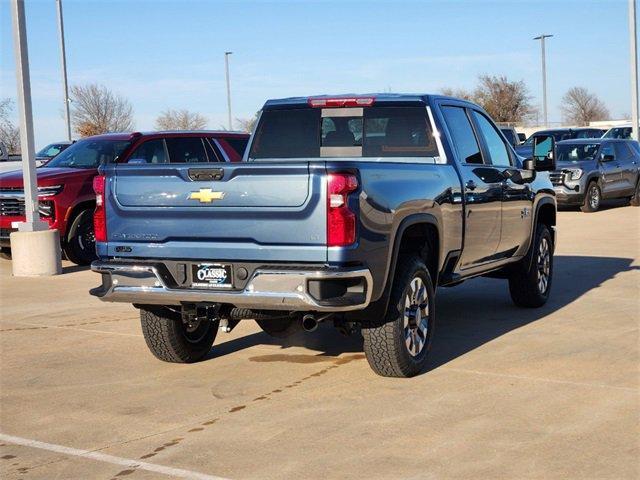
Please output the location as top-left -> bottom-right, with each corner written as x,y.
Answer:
516,128 -> 606,159
0,131 -> 250,263
517,132 -> 526,143
90,94 -> 557,378
499,126 -> 520,147
550,138 -> 640,212
35,141 -> 73,164
602,124 -> 638,140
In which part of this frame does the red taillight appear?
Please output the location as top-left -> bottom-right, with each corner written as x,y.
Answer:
327,173 -> 358,247
308,97 -> 375,108
93,175 -> 107,242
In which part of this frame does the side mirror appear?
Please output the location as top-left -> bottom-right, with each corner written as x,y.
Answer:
600,154 -> 615,163
523,158 -> 535,171
533,134 -> 556,171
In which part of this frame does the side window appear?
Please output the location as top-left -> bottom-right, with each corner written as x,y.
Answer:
600,143 -> 614,159
441,106 -> 483,164
471,111 -> 511,167
165,137 -> 208,163
127,139 -> 167,164
613,142 -> 629,160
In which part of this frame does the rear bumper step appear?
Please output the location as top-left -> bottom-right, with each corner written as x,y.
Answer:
90,261 -> 372,312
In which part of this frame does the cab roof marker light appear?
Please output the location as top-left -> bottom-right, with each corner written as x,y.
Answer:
308,97 -> 375,108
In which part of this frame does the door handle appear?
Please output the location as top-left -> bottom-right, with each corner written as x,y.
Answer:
465,180 -> 477,191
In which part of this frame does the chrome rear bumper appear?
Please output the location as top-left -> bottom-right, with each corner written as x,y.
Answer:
90,261 -> 372,312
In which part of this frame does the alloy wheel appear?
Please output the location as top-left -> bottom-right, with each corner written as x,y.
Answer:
403,277 -> 430,357
536,237 -> 551,294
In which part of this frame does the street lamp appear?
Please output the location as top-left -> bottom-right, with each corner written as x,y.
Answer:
55,0 -> 71,141
533,34 -> 553,127
629,0 -> 639,141
224,51 -> 233,130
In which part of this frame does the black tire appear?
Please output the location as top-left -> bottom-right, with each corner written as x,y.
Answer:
63,209 -> 97,265
630,179 -> 640,207
362,255 -> 435,378
0,247 -> 10,260
580,181 -> 601,213
508,224 -> 553,308
140,306 -> 218,363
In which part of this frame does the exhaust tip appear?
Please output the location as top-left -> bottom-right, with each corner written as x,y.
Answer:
301,314 -> 318,332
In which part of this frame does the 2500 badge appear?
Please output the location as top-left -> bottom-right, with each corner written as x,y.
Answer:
191,263 -> 233,288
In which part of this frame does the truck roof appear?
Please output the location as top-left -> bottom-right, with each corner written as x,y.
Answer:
262,93 -> 468,110
80,131 -> 249,141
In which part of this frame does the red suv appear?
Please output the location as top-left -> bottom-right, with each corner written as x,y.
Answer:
0,130 -> 249,264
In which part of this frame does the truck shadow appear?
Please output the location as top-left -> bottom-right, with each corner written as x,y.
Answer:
427,255 -> 637,371
209,255 -> 637,369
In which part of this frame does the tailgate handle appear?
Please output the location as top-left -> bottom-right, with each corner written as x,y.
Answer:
188,168 -> 224,181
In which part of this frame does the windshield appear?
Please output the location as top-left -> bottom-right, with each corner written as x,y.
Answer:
44,139 -> 130,168
524,131 -> 572,146
249,106 -> 438,159
603,127 -> 632,139
36,143 -> 68,157
557,143 -> 600,162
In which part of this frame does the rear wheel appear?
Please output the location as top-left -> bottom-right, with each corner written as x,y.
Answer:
140,306 -> 218,363
508,224 -> 553,308
63,209 -> 97,265
362,255 -> 435,378
630,179 -> 640,206
580,181 -> 601,212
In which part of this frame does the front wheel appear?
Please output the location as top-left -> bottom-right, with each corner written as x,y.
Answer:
362,255 -> 435,378
508,224 -> 553,308
140,306 -> 218,363
63,209 -> 97,265
580,181 -> 601,213
630,179 -> 640,207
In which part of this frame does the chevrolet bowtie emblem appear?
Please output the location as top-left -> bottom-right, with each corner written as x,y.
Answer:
189,188 -> 225,203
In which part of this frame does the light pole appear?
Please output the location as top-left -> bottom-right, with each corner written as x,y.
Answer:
224,51 -> 233,130
55,0 -> 71,141
629,0 -> 639,141
10,0 -> 61,275
534,34 -> 553,127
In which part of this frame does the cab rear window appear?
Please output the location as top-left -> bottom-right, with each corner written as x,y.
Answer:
249,106 -> 438,159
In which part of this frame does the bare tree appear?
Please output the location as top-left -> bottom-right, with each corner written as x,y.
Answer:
235,111 -> 260,133
70,84 -> 134,137
155,109 -> 208,130
0,98 -> 20,154
440,87 -> 474,101
473,75 -> 534,123
560,87 -> 610,126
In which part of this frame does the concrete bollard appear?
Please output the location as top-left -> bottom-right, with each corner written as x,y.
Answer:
10,229 -> 62,276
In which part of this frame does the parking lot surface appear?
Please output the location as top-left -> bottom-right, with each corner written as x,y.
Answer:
1,205 -> 639,479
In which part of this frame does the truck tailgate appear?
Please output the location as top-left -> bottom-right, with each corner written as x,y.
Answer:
104,162 -> 327,262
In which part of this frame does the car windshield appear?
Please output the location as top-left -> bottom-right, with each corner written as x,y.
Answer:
36,143 -> 67,157
557,143 -> 600,162
524,132 -> 571,146
603,127 -> 632,139
44,139 -> 130,168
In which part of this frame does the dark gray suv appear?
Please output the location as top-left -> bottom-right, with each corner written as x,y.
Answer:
551,139 -> 640,212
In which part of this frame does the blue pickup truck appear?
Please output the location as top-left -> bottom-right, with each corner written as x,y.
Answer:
90,94 -> 557,377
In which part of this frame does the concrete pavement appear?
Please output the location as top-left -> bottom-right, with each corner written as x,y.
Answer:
1,204 -> 638,479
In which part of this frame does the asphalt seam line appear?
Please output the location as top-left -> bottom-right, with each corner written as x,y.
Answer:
0,433 -> 229,480
0,320 -> 141,337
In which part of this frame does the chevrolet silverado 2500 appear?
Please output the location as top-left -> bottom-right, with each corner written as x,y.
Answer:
90,94 -> 557,377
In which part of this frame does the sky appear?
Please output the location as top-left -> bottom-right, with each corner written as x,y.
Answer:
0,0 -> 637,147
